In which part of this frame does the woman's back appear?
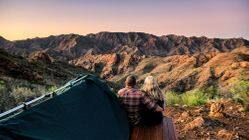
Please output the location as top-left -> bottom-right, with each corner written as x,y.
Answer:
141,98 -> 164,125
141,76 -> 165,125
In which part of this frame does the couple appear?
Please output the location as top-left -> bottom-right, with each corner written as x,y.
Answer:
118,75 -> 164,126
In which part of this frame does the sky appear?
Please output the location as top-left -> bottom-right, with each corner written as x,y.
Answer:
0,0 -> 249,40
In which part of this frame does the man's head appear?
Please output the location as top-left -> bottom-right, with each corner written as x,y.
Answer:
125,75 -> 136,87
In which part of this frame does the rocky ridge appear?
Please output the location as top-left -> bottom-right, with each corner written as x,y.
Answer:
0,32 -> 248,92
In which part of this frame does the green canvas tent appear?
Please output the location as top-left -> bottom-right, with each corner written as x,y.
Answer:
0,74 -> 130,140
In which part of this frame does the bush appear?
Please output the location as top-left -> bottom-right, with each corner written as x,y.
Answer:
0,81 -> 7,111
165,80 -> 249,107
202,86 -> 219,99
230,80 -> 249,105
0,80 -> 5,87
143,63 -> 155,73
0,80 -> 16,112
165,89 -> 208,106
0,78 -> 55,112
11,87 -> 41,103
181,89 -> 207,106
46,85 -> 57,93
165,91 -> 181,106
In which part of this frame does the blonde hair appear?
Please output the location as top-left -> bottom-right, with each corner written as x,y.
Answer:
142,76 -> 164,101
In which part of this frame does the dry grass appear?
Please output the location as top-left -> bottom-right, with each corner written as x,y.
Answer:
0,76 -> 58,112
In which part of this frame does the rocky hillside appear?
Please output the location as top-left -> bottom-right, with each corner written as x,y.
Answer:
0,32 -> 249,92
0,48 -> 87,85
0,48 -> 89,112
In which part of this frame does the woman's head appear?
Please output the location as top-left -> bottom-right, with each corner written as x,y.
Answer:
142,76 -> 163,100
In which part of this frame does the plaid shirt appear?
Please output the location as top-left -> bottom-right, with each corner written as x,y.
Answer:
118,87 -> 158,125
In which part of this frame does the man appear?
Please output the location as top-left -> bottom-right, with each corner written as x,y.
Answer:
118,75 -> 164,126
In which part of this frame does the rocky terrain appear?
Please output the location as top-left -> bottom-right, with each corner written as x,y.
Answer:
0,32 -> 248,92
165,99 -> 249,139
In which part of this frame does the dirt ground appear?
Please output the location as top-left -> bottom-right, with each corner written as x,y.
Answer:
164,100 -> 249,140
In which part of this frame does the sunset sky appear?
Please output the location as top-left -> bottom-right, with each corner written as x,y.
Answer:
0,0 -> 248,40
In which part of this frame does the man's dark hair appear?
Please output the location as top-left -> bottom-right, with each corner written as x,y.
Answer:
125,75 -> 136,87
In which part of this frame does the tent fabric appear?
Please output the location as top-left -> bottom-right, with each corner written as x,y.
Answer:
0,74 -> 130,140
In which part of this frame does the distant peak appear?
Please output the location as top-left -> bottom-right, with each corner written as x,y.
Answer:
0,36 -> 9,45
0,36 -> 7,41
2,32 -> 249,43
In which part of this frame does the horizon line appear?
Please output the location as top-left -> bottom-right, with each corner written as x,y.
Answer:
1,31 -> 249,41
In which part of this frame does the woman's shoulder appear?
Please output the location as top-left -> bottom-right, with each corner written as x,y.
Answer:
140,90 -> 153,98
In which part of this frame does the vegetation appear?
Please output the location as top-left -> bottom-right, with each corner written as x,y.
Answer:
181,90 -> 207,106
230,80 -> 249,107
165,89 -> 208,106
11,87 -> 41,103
209,67 -> 216,78
164,91 -> 181,106
143,62 -> 155,73
165,80 -> 249,108
0,77 -> 59,113
0,80 -> 7,110
46,85 -> 57,93
165,87 -> 220,106
0,80 -> 16,112
203,85 -> 219,99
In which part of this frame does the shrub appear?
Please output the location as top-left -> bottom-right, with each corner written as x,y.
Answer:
46,85 -> 57,93
11,87 -> 40,103
181,89 -> 207,106
0,81 -> 7,111
165,89 -> 208,106
0,78 -> 52,112
210,67 -> 216,78
203,85 -> 219,99
230,80 -> 249,105
143,63 -> 155,73
165,91 -> 181,106
0,80 -> 16,112
0,80 -> 5,87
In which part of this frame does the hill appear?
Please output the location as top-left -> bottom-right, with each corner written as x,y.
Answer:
0,48 -> 87,112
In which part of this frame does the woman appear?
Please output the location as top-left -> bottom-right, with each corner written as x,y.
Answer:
141,76 -> 164,125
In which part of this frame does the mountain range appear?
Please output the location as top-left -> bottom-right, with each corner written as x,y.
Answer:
0,32 -> 249,92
